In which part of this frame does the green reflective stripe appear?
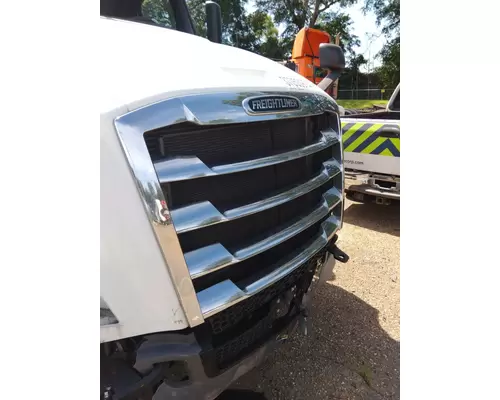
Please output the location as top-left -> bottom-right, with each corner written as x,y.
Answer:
390,138 -> 400,151
379,148 -> 394,156
360,136 -> 386,154
344,123 -> 384,152
342,122 -> 365,142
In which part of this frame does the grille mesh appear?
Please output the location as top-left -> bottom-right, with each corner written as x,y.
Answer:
212,250 -> 325,369
145,114 -> 329,164
207,248 -> 326,336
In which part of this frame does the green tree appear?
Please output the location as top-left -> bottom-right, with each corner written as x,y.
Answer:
142,0 -> 175,26
338,53 -> 367,92
255,0 -> 356,32
350,54 -> 367,70
186,1 -> 287,58
363,0 -> 400,87
242,11 -> 288,58
374,36 -> 399,87
143,0 -> 361,63
313,12 -> 361,57
363,0 -> 399,36
186,0 -> 250,46
255,0 -> 359,58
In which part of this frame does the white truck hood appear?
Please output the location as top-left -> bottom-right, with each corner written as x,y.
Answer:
99,17 -> 331,114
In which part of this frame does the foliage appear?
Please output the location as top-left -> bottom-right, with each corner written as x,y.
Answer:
186,0 -> 250,43
363,0 -> 400,87
363,0 -> 399,36
255,0 -> 357,32
254,0 -> 358,57
313,12 -> 361,57
142,0 -> 175,27
185,0 -> 288,58
349,53 -> 368,71
375,36 -> 399,88
141,0 -> 399,87
244,11 -> 287,58
337,53 -> 368,91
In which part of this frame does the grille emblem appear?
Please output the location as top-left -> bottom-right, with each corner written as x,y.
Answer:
242,95 -> 301,114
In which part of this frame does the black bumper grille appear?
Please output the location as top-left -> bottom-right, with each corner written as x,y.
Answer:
206,246 -> 324,336
205,250 -> 325,371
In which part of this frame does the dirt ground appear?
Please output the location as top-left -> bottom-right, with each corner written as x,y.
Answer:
232,196 -> 400,399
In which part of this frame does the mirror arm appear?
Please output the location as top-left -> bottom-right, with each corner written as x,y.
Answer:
317,70 -> 342,92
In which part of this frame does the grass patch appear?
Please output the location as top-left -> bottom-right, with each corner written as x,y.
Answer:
337,99 -> 388,109
357,362 -> 374,387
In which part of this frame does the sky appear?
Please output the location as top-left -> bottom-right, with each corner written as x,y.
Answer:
342,3 -> 384,70
245,1 -> 385,71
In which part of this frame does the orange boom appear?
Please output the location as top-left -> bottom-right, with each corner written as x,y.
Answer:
292,27 -> 331,85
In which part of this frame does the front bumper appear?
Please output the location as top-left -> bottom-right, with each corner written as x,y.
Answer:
102,254 -> 338,400
346,184 -> 400,205
345,171 -> 400,203
152,312 -> 302,400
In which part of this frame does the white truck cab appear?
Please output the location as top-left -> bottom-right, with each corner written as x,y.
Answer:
100,1 -> 349,398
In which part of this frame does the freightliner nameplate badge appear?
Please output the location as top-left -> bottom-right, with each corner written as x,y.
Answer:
242,95 -> 302,115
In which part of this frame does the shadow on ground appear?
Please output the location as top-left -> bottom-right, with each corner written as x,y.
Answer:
232,283 -> 400,400
343,202 -> 400,237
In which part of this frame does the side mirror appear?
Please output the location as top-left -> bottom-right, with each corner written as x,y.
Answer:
205,1 -> 222,44
317,43 -> 345,94
319,43 -> 345,72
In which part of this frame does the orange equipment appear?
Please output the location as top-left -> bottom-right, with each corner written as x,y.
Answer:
291,27 -> 331,85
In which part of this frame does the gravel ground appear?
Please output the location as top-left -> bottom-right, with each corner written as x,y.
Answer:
231,195 -> 400,399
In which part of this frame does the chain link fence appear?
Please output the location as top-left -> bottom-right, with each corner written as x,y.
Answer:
337,88 -> 396,100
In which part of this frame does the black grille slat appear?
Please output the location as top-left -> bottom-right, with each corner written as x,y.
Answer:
167,150 -> 332,211
161,123 -> 272,166
192,220 -> 325,293
275,158 -> 308,189
146,116 -> 319,165
177,184 -> 327,255
168,165 -> 275,210
271,118 -> 309,150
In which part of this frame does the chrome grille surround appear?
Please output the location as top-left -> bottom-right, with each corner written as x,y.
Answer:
114,91 -> 343,328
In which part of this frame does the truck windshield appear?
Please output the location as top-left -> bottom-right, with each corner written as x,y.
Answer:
100,0 -> 197,34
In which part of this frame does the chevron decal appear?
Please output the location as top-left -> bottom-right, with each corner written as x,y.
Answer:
341,121 -> 400,158
371,139 -> 400,157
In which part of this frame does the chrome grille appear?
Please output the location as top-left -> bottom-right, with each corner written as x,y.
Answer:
114,91 -> 343,327
147,109 -> 342,316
